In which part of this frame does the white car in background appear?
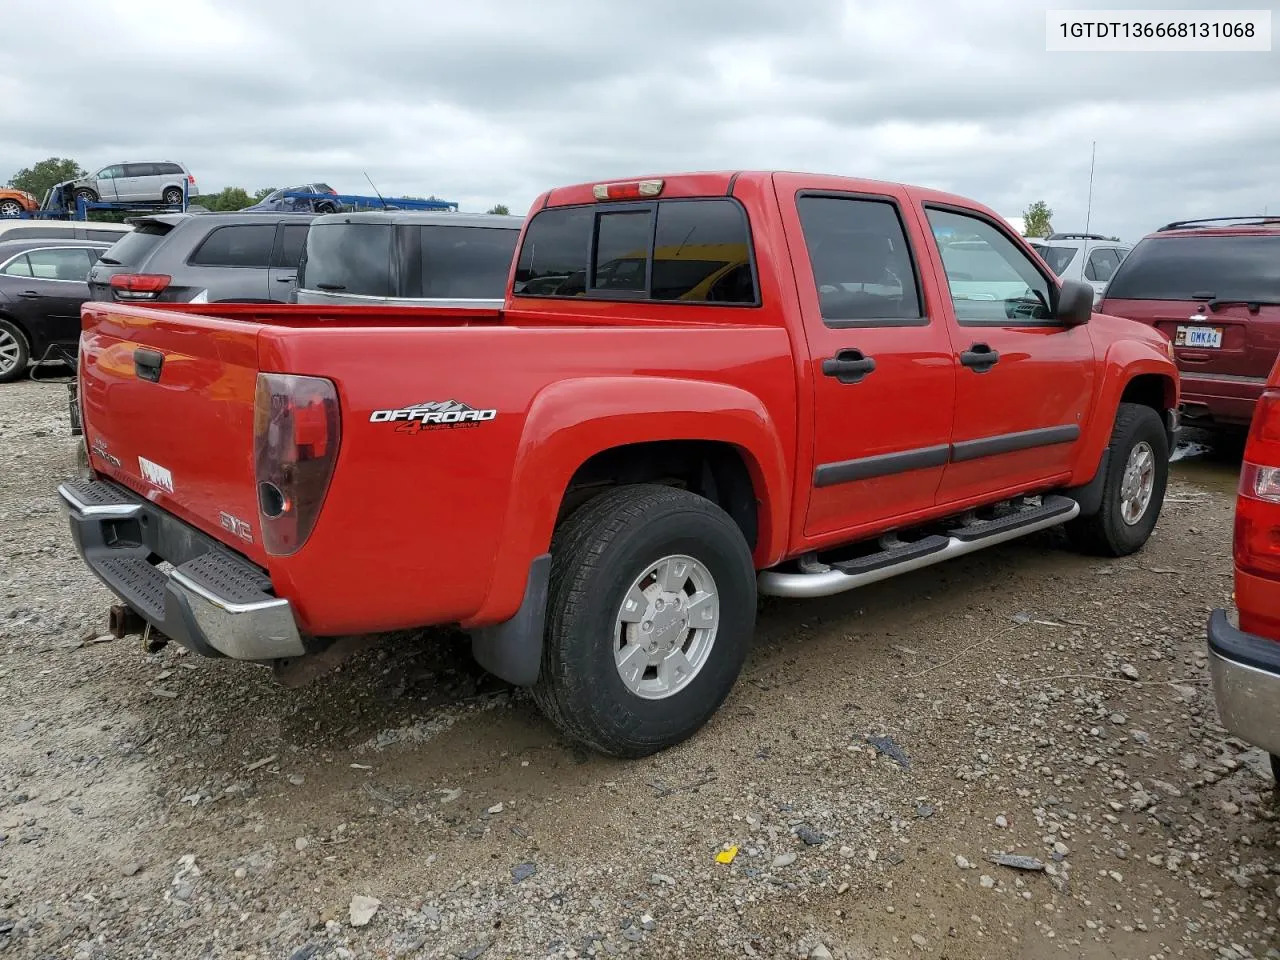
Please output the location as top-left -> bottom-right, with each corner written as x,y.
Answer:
1027,233 -> 1133,305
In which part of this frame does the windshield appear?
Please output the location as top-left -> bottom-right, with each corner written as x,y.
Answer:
1106,235 -> 1280,301
1034,245 -> 1079,276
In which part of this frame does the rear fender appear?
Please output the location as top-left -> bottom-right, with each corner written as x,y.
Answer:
462,376 -> 791,628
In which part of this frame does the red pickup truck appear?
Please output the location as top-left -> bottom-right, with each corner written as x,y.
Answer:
59,171 -> 1179,757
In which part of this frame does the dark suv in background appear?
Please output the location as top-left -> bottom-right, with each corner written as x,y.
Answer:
1100,216 -> 1280,435
88,212 -> 315,304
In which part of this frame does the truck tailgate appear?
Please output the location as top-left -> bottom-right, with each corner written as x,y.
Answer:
79,303 -> 268,565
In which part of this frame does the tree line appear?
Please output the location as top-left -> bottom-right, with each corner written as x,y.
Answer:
5,156 -> 509,215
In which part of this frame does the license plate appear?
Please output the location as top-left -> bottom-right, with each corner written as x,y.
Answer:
1175,325 -> 1223,348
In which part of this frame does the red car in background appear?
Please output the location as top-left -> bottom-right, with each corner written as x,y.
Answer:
1100,216 -> 1280,436
1209,354 -> 1280,783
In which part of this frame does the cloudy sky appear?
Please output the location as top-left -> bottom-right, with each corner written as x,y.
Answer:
2,0 -> 1277,240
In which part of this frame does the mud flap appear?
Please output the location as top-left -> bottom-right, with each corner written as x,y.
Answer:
470,554 -> 551,686
1063,449 -> 1110,517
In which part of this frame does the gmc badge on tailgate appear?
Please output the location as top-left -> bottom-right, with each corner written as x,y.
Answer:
218,512 -> 253,544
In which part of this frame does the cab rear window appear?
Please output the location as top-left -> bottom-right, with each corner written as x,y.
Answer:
1106,235 -> 1280,301
514,199 -> 757,305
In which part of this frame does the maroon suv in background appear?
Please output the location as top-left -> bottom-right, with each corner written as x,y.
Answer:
1100,216 -> 1280,435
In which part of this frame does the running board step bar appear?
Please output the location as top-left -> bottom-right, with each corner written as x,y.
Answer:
758,495 -> 1080,599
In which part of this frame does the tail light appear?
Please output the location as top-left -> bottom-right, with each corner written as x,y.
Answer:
110,274 -> 170,301
253,374 -> 342,556
1234,387 -> 1280,578
187,175 -> 196,185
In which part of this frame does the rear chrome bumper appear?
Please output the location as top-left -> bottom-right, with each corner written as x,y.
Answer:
58,478 -> 304,661
1207,608 -> 1280,757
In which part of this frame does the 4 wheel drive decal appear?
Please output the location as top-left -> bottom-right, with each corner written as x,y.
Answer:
370,400 -> 498,434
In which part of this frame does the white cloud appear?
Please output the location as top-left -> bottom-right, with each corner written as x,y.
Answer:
0,0 -> 1276,236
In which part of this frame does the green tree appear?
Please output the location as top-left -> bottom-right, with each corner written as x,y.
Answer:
7,157 -> 87,202
253,187 -> 276,203
1022,200 -> 1054,238
487,203 -> 510,216
194,186 -> 255,211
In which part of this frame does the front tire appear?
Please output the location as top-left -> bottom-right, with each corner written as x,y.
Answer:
0,199 -> 23,217
0,318 -> 31,384
74,188 -> 98,204
1065,403 -> 1168,556
533,484 -> 756,758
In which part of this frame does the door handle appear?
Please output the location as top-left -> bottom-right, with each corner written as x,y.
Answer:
275,276 -> 296,283
960,343 -> 999,372
822,348 -> 876,384
133,347 -> 164,383
18,291 -> 41,299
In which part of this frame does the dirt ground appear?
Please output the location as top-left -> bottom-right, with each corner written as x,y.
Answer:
0,377 -> 1276,960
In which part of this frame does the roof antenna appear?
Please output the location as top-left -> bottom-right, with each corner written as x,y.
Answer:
1083,141 -> 1096,239
363,171 -> 388,209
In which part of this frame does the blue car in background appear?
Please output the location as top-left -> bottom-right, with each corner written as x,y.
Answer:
244,183 -> 342,214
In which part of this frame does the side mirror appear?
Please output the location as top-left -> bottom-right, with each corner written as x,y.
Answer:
1056,279 -> 1093,326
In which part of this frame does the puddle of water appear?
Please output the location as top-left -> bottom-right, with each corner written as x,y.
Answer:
1169,436 -> 1240,496
1170,441 -> 1212,463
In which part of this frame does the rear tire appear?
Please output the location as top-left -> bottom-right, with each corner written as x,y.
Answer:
0,318 -> 31,384
532,484 -> 756,758
0,199 -> 23,217
162,187 -> 183,205
1065,403 -> 1168,556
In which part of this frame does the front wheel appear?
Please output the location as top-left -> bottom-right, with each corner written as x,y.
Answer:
74,188 -> 98,204
532,484 -> 756,758
0,199 -> 23,217
1065,403 -> 1168,556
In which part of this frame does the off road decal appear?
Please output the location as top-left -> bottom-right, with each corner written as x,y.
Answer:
370,400 -> 497,435
138,456 -> 174,493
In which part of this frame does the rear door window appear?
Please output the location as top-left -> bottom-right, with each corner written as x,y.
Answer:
1106,235 -> 1280,301
25,247 -> 95,280
415,226 -> 518,298
1085,247 -> 1122,283
123,163 -> 153,178
188,224 -> 277,268
300,222 -> 393,297
796,195 -> 923,324
271,223 -> 310,268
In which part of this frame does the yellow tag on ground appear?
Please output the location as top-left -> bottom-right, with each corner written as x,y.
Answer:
715,845 -> 739,864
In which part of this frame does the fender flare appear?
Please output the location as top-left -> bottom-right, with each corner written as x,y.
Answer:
1070,347 -> 1178,498
464,375 -> 792,632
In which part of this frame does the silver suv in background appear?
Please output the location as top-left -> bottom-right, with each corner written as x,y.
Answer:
1027,233 -> 1132,305
66,162 -> 196,206
87,212 -> 314,304
294,211 -> 522,308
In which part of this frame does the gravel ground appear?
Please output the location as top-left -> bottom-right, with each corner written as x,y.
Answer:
0,377 -> 1277,960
